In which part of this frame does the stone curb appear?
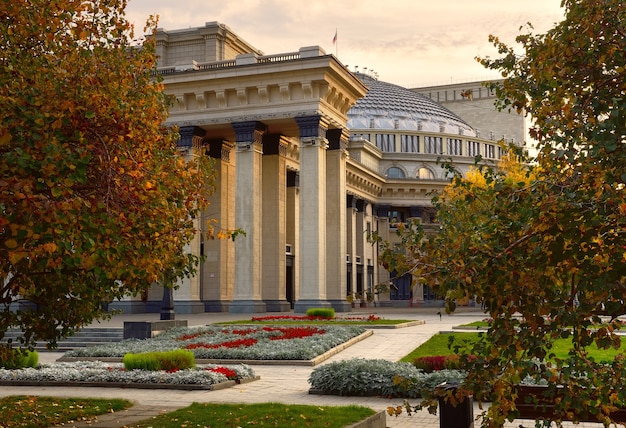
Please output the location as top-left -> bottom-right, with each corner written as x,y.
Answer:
0,375 -> 259,391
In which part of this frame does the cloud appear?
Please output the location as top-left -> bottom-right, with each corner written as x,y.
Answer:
125,0 -> 564,86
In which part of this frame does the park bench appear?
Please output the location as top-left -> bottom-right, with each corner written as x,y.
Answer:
514,385 -> 626,424
438,384 -> 626,428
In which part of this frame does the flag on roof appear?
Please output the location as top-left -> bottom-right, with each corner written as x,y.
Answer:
332,29 -> 337,44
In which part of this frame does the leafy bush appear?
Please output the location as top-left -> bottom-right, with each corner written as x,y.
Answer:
308,358 -> 466,398
123,349 -> 195,372
0,348 -> 39,369
413,355 -> 463,372
306,308 -> 335,319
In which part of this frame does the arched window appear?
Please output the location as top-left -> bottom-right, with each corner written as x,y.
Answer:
416,167 -> 435,180
386,167 -> 405,179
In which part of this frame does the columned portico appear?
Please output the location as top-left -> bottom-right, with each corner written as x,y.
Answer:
294,115 -> 332,312
230,121 -> 267,313
153,25 -> 370,315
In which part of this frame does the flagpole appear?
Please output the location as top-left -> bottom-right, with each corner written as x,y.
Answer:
333,28 -> 338,58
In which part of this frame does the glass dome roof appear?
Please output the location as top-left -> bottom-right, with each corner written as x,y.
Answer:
347,73 -> 477,137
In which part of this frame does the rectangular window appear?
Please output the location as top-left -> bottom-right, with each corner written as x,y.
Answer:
425,136 -> 442,154
375,134 -> 396,152
447,138 -> 462,156
387,210 -> 405,225
401,135 -> 420,153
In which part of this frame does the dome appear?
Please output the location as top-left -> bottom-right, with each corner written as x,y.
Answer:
347,73 -> 477,137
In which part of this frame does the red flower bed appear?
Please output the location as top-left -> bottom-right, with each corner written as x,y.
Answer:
264,326 -> 325,340
185,338 -> 258,350
251,315 -> 329,321
176,331 -> 214,341
225,328 -> 258,336
250,314 -> 383,322
207,366 -> 238,380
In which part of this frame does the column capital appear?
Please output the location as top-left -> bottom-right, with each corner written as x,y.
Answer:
262,134 -> 289,157
326,128 -> 350,151
375,204 -> 391,217
231,121 -> 267,144
177,126 -> 206,149
205,139 -> 234,162
409,206 -> 424,218
295,115 -> 329,138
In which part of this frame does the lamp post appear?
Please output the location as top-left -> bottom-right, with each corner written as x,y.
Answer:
160,285 -> 175,320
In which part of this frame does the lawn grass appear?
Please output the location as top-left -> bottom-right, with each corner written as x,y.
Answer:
400,332 -> 480,362
131,402 -> 376,428
458,320 -> 490,328
0,396 -> 131,428
400,332 -> 626,363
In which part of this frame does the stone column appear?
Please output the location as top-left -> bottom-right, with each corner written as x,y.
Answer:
355,199 -> 367,302
170,126 -> 207,314
261,134 -> 291,312
286,171 -> 299,309
325,129 -> 350,312
347,196 -> 358,303
229,121 -> 267,313
293,115 -> 331,313
408,206 -> 425,304
375,205 -> 392,305
202,139 -> 235,312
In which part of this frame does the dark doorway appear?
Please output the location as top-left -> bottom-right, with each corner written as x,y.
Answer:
286,255 -> 294,309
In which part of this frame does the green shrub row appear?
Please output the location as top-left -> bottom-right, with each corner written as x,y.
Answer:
308,358 -> 466,398
305,308 -> 335,319
122,349 -> 195,371
0,348 -> 39,369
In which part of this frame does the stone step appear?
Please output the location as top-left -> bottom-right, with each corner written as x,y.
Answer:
2,328 -> 124,350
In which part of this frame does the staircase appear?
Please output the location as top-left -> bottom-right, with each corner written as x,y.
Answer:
2,328 -> 124,351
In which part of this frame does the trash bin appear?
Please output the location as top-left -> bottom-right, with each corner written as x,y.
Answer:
437,382 -> 474,428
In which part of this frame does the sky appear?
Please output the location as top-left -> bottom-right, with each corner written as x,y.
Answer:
124,0 -> 565,88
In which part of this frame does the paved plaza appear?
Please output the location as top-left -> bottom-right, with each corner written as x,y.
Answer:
0,307 -> 608,427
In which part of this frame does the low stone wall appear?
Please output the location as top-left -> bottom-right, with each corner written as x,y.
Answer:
345,411 -> 386,428
123,320 -> 188,340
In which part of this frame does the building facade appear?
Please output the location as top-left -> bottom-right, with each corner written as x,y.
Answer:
111,22 -> 524,314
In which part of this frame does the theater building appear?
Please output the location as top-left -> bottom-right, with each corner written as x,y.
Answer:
111,22 -> 524,314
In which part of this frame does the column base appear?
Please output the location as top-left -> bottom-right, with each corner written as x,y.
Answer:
328,300 -> 353,313
171,301 -> 205,314
204,300 -> 231,313
228,300 -> 267,314
293,300 -> 332,314
108,300 -> 149,314
263,300 -> 292,312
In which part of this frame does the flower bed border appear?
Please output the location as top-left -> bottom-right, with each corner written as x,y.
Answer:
0,375 -> 259,391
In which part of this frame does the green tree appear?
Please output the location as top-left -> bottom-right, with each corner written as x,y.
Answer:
0,0 -> 215,354
378,1 -> 626,426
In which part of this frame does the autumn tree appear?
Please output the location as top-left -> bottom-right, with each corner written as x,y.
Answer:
0,0 -> 215,354
378,0 -> 626,426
